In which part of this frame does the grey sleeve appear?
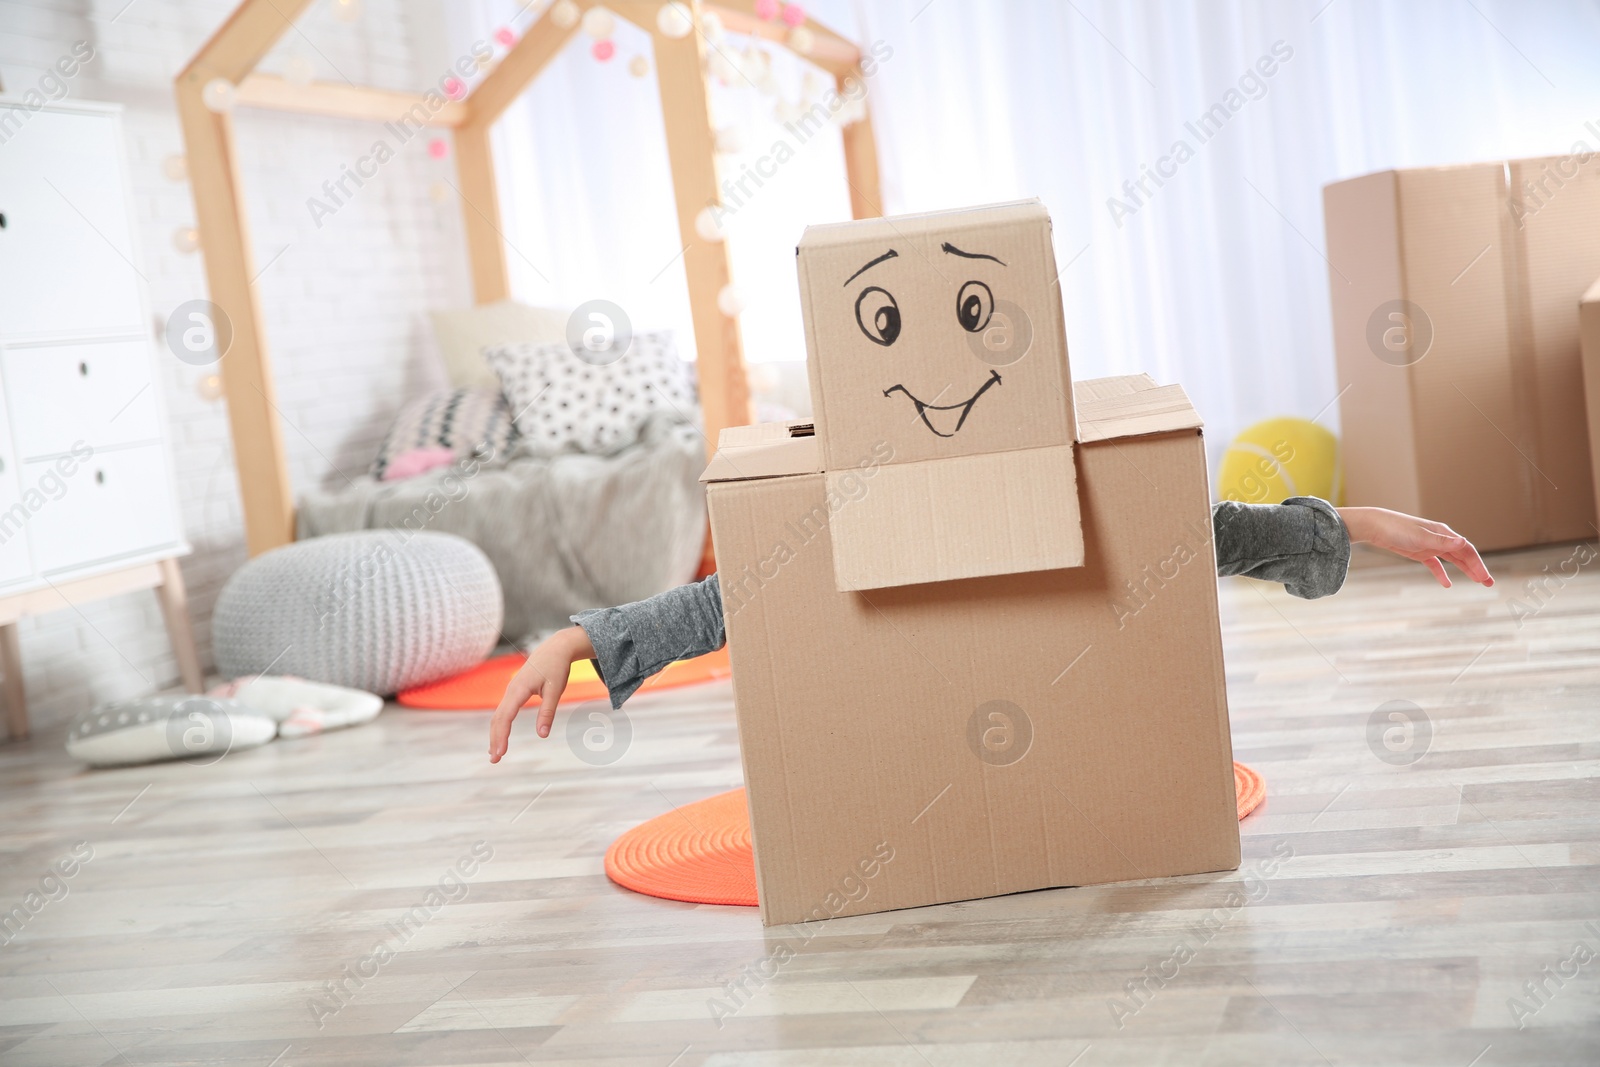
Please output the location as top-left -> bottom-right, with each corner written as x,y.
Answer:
571,574 -> 726,709
1212,496 -> 1351,599
571,498 -> 1345,708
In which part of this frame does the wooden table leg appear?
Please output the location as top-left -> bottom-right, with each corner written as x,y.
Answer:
0,622 -> 26,741
156,557 -> 204,693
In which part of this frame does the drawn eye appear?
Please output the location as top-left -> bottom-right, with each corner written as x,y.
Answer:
855,286 -> 900,346
956,280 -> 994,333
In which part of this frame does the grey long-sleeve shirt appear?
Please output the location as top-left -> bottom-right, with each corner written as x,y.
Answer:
573,496 -> 1349,709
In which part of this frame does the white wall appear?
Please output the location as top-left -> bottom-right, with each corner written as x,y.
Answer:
0,0 -> 469,734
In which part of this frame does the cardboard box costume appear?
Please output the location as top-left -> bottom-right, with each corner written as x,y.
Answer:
702,201 -> 1240,925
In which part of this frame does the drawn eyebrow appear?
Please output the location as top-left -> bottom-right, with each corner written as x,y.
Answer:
843,249 -> 898,287
941,242 -> 1006,265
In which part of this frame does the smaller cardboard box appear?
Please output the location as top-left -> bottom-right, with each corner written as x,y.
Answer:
1583,278 -> 1600,514
1323,157 -> 1600,551
796,201 -> 1084,590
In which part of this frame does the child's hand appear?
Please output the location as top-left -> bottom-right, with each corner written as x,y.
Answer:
488,625 -> 596,762
1337,506 -> 1494,589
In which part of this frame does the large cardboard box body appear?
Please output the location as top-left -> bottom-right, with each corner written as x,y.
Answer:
705,375 -> 1240,926
1324,157 -> 1600,551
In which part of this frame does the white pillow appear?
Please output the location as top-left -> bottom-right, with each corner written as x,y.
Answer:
484,331 -> 697,456
210,676 -> 383,739
429,300 -> 569,389
65,696 -> 277,768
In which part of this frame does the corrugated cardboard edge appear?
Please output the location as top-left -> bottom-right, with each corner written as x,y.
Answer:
701,421 -> 820,483
1582,277 -> 1600,520
1076,382 -> 1202,442
1500,161 -> 1546,540
1324,169 -> 1424,515
718,420 -> 813,448
797,198 -> 1052,247
703,486 -> 781,926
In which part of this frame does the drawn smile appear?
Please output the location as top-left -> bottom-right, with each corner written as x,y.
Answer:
883,370 -> 1002,437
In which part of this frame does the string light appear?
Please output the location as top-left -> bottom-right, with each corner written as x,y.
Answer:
717,284 -> 746,316
549,0 -> 580,29
657,3 -> 693,38
583,6 -> 616,39
200,78 -> 236,112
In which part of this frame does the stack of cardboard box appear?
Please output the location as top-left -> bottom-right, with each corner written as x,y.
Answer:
702,202 -> 1241,925
1324,155 -> 1600,550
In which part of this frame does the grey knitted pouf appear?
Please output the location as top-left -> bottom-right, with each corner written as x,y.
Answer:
213,531 -> 503,695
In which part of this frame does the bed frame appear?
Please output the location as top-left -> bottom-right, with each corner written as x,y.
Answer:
176,0 -> 882,556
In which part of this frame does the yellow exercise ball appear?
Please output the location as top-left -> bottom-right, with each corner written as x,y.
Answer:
1216,417 -> 1343,506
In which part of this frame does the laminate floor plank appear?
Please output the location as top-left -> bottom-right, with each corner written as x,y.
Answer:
1,543 -> 1597,1064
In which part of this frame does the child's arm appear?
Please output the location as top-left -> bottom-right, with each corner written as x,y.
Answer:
488,575 -> 724,761
488,624 -> 593,761
1336,505 -> 1492,588
491,500 -> 1493,758
1215,496 -> 1492,598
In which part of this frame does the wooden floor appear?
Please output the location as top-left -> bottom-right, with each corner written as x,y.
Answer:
1,542 -> 1598,1066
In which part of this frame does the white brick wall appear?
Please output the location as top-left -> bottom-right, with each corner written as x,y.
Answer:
1,0 -> 469,734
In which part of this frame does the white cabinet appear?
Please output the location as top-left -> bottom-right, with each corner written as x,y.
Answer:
0,100 -> 199,743
0,99 -> 188,591
0,105 -> 145,338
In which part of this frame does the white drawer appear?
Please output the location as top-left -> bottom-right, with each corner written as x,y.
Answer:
21,444 -> 179,575
0,107 -> 145,339
3,339 -> 160,458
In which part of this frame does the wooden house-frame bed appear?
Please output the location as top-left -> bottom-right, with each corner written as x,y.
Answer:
176,0 -> 882,556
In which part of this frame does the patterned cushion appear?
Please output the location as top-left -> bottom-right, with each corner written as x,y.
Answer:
483,331 -> 697,456
371,387 -> 518,479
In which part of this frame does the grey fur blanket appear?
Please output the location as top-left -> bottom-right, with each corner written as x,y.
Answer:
296,415 -> 706,646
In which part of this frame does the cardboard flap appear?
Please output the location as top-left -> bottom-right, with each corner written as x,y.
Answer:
701,421 -> 820,483
828,444 -> 1084,591
1076,380 -> 1203,442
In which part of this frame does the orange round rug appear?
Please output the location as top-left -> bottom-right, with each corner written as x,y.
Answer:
606,762 -> 1267,908
397,646 -> 731,710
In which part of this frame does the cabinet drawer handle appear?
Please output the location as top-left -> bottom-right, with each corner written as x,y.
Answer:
95,470 -> 105,485
0,212 -> 7,229
79,361 -> 89,376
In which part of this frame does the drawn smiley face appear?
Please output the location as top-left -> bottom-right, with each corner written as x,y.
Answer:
798,201 -> 1072,470
843,243 -> 1011,437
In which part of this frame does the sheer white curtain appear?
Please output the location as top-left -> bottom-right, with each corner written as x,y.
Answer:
432,0 -> 1600,461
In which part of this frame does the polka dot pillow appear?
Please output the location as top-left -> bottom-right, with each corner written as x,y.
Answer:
483,331 -> 697,456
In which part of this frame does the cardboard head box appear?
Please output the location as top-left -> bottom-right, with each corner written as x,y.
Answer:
1323,156 -> 1600,551
703,200 -> 1238,926
795,200 -> 1084,590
